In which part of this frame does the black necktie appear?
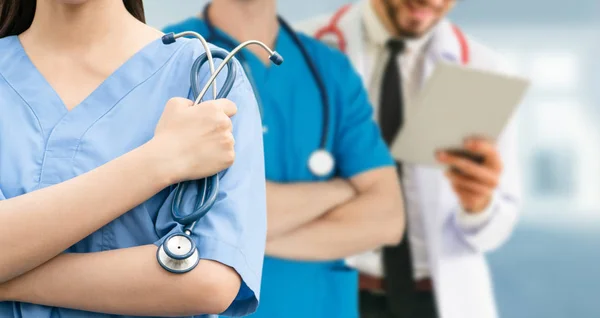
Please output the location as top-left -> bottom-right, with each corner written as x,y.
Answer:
379,39 -> 405,146
380,39 -> 421,317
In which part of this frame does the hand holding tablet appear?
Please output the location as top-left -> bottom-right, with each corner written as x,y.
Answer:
390,61 -> 530,167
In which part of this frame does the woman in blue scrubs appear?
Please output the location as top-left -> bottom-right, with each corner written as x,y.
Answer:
164,1 -> 406,317
0,1 -> 266,317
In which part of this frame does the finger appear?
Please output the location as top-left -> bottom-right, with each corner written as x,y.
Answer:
438,153 -> 499,188
217,99 -> 238,117
445,170 -> 492,196
463,138 -> 502,171
448,180 -> 486,208
167,97 -> 194,109
216,113 -> 233,132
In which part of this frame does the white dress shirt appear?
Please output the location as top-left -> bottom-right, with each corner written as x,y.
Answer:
349,0 -> 495,280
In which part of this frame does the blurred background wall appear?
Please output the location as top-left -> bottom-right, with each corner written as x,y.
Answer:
144,1 -> 600,317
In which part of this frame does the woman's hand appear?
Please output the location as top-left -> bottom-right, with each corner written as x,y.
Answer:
150,98 -> 238,183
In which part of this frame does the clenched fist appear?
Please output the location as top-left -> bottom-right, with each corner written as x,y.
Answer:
150,97 -> 238,183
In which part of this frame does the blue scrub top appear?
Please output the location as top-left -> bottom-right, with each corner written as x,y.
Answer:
163,18 -> 394,318
0,35 -> 266,318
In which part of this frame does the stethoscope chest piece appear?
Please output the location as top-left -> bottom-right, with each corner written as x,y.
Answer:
309,149 -> 335,177
157,232 -> 200,274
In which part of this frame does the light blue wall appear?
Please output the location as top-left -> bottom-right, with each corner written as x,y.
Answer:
144,0 -> 600,28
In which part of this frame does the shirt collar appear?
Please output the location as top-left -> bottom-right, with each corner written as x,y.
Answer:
361,0 -> 435,55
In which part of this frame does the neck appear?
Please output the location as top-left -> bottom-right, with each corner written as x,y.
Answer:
208,0 -> 278,63
371,0 -> 400,37
22,0 -> 140,51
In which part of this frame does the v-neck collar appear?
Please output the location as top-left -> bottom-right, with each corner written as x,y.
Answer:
0,35 -> 181,136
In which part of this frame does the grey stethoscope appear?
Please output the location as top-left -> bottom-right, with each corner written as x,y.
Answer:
157,30 -> 282,274
156,7 -> 337,274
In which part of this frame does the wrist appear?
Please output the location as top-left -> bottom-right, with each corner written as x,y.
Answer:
328,178 -> 356,204
137,140 -> 178,188
464,195 -> 493,214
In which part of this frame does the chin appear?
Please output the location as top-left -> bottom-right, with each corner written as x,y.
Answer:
54,0 -> 91,4
397,18 -> 438,38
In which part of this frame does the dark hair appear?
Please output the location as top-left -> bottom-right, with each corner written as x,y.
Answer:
0,0 -> 145,38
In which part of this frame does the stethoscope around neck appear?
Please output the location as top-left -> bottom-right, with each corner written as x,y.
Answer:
203,4 -> 336,179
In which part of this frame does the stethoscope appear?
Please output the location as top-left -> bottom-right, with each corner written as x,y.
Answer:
156,31 -> 283,274
313,4 -> 471,65
203,4 -> 337,178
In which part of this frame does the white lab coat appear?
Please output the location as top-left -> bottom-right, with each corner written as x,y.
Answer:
296,3 -> 522,318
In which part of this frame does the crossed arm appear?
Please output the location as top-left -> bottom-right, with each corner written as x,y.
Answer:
265,166 -> 405,260
0,144 -> 240,316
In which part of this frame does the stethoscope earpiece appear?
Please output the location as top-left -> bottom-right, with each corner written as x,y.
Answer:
269,52 -> 284,65
161,32 -> 177,45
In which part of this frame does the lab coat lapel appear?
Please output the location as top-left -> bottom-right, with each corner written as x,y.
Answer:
420,19 -> 463,89
411,20 -> 461,317
415,19 -> 464,246
339,3 -> 366,79
413,19 -> 463,250
417,20 -> 500,318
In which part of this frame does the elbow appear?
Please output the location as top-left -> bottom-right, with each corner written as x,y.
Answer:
376,198 -> 405,246
201,285 -> 238,315
382,212 -> 405,246
185,261 -> 242,315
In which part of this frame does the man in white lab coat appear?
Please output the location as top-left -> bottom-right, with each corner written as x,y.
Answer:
297,1 -> 521,317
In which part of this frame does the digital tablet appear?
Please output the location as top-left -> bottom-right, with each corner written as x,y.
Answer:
390,61 -> 530,166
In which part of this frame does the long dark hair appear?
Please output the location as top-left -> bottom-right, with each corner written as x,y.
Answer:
0,0 -> 145,38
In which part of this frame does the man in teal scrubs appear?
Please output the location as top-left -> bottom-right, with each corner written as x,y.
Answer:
164,1 -> 405,317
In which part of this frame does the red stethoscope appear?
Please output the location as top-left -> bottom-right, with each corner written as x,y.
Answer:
314,4 -> 470,65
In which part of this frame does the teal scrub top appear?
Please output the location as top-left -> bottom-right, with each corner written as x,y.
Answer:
163,17 -> 394,318
0,35 -> 266,317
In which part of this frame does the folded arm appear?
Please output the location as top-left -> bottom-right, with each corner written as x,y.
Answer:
0,143 -> 173,284
265,179 -> 356,239
266,167 -> 405,260
264,49 -> 405,261
0,245 -> 240,316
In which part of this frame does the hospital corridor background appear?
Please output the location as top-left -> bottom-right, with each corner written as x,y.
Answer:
142,0 -> 600,317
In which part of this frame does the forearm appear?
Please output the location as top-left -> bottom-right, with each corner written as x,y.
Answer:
0,141 -> 171,283
266,168 -> 404,260
455,121 -> 521,252
266,179 -> 354,239
1,245 -> 240,317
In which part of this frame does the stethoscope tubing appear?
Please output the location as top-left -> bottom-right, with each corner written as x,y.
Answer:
158,23 -> 283,274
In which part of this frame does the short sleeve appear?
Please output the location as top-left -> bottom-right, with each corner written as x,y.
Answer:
331,53 -> 395,178
153,52 -> 267,317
